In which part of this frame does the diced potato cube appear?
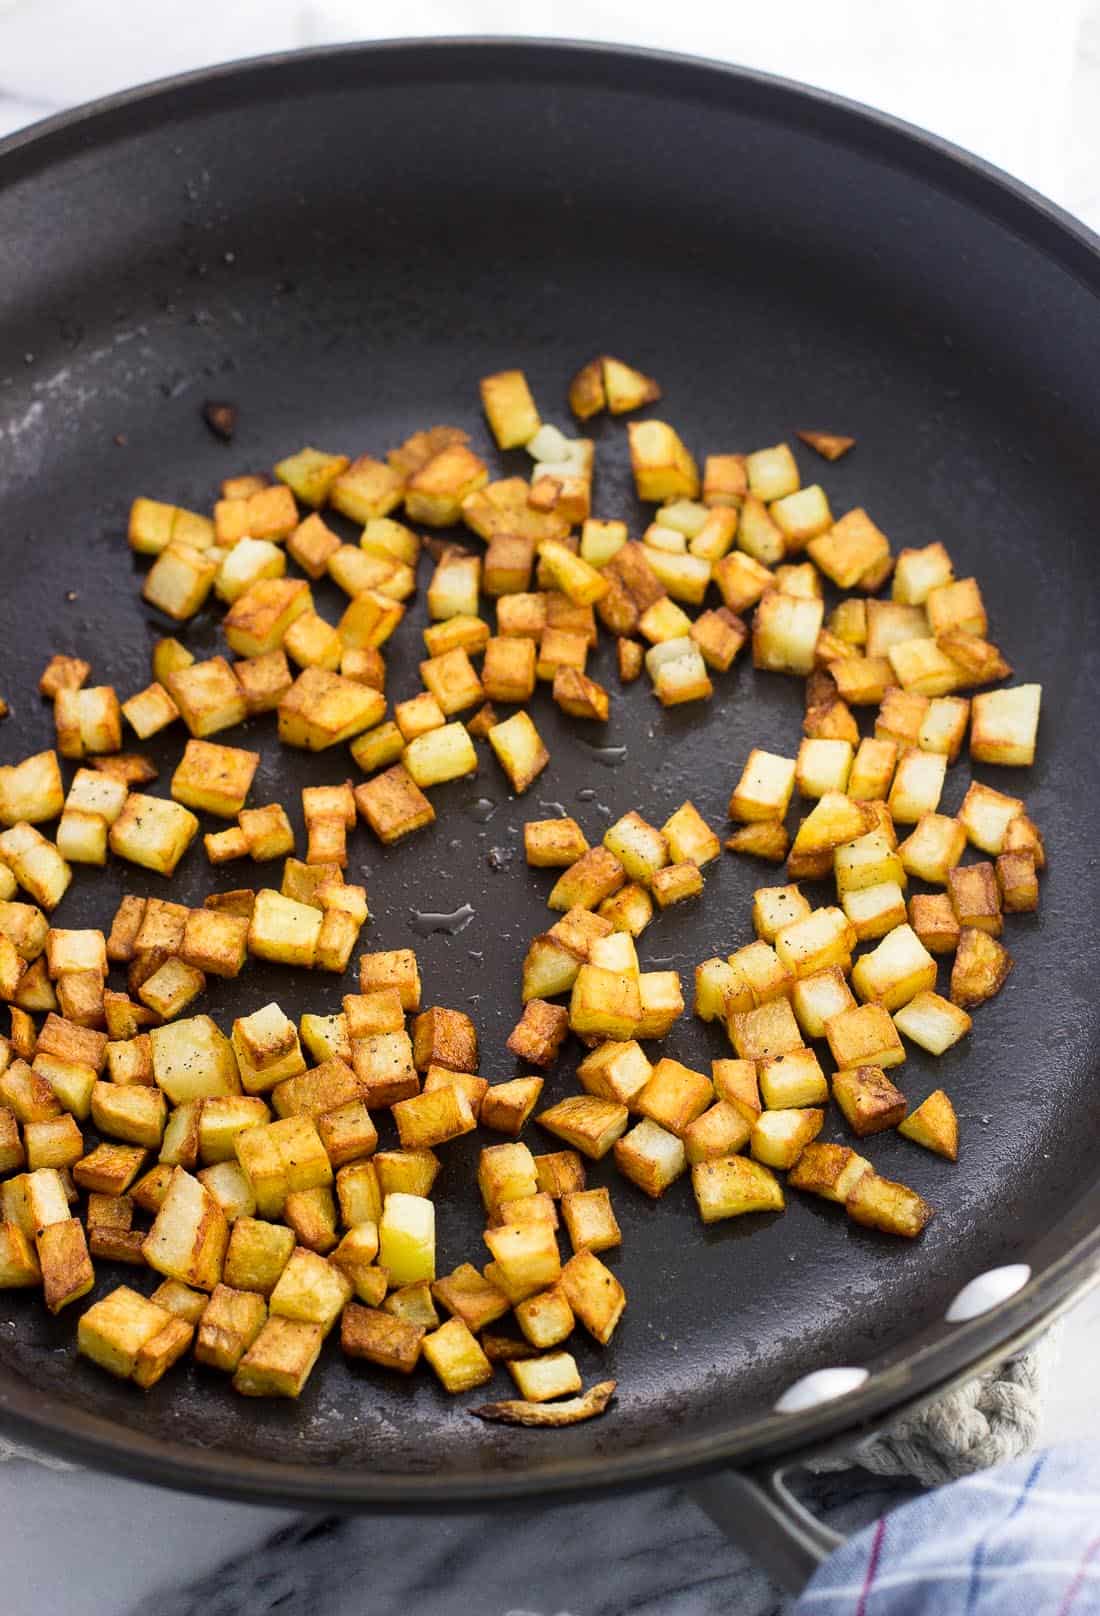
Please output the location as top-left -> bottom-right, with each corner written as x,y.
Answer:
559,1248 -> 625,1343
898,1089 -> 959,1160
825,1002 -> 905,1070
850,924 -> 937,1010
692,1155 -> 784,1222
750,1107 -> 824,1169
789,1143 -> 871,1204
233,1315 -> 324,1397
142,1167 -> 229,1291
846,1173 -> 932,1238
628,420 -> 699,501
970,684 -> 1041,767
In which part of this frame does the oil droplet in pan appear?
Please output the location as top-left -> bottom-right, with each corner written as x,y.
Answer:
409,904 -> 476,937
465,798 -> 496,823
584,743 -> 628,767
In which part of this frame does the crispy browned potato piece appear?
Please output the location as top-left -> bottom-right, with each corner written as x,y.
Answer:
470,1379 -> 617,1426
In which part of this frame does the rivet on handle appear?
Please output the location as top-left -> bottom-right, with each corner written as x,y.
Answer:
945,1264 -> 1031,1323
774,1366 -> 869,1414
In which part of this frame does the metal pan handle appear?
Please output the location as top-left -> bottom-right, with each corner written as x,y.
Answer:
686,1465 -> 842,1594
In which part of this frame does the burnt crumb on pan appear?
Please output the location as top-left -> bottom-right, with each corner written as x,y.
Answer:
202,400 -> 238,442
113,433 -> 128,447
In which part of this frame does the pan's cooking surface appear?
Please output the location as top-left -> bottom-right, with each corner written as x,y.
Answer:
1,42 -> 1099,1498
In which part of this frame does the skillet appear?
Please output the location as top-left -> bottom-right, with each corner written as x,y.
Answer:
1,37 -> 1100,1589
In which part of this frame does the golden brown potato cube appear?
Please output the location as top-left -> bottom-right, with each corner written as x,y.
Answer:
0,749 -> 66,828
325,455 -> 404,524
0,1105 -> 24,1175
41,1013 -> 105,1070
350,721 -> 405,776
142,1166 -> 228,1291
534,1151 -> 586,1201
91,1079 -> 166,1150
236,804 -> 295,865
231,1002 -> 306,1094
898,1088 -> 959,1160
846,1172 -> 932,1238
891,541 -> 954,605
825,1002 -> 905,1071
750,1107 -> 824,1170
479,1076 -> 544,1137
970,684 -> 1042,767
359,948 -> 420,1011
393,692 -> 445,744
232,650 -> 293,717
121,682 -> 180,743
634,1058 -> 713,1136
506,999 -> 569,1070
841,881 -> 908,942
108,793 -> 198,879
908,892 -> 960,956
788,1142 -> 871,1204
245,888 -> 322,968
700,451 -> 747,509
149,1277 -> 207,1323
483,534 -> 535,598
482,1217 -> 561,1298
806,508 -> 890,590
223,1216 -> 296,1295
417,648 -> 483,718
893,990 -> 972,1056
36,1216 -> 93,1313
728,748 -> 796,825
957,780 -> 1025,857
341,645 -> 387,691
681,1100 -> 752,1165
692,1155 -> 784,1223
926,576 -> 986,638
165,656 -> 248,738
141,542 -> 217,621
846,738 -> 896,803
23,1113 -> 82,1172
382,1278 -> 439,1329
406,445 -> 488,527
551,667 -> 608,723
510,1292 -> 575,1354
917,695 -> 970,761
0,823 -> 72,911
350,1031 -> 419,1108
268,1244 -> 352,1332
235,1114 -> 331,1218
997,850 -> 1039,913
340,1302 -> 422,1372
577,1039 -> 651,1107
279,667 -> 384,751
628,419 -> 699,502
648,861 -> 702,910
569,964 -> 641,1039
39,654 -> 91,699
728,999 -> 803,1063
138,1312 -> 199,1381
282,610 -> 342,672
4,1060 -> 61,1124
194,1283 -> 268,1372
354,765 -> 435,847
429,1262 -> 509,1333
947,862 -> 1002,937
524,818 -> 589,871
887,749 -> 947,826
787,970 -> 853,1044
759,1047 -> 829,1110
537,1095 -> 629,1160
477,1141 -> 538,1216
476,638 -> 535,708
950,927 -> 1013,1009
392,1084 -> 475,1150
420,1316 -> 493,1393
286,512 -> 342,578
0,1220 -> 40,1288
343,990 -> 404,1040
559,1248 -> 625,1344
850,923 -> 937,1011
897,813 -> 966,887
274,447 -> 349,508
752,591 -> 825,677
725,822 -> 790,863
558,1186 -> 621,1255
282,1184 -> 338,1253
316,1100 -> 377,1168
73,1142 -> 146,1195
549,847 -> 627,914
497,592 -> 549,640
833,1066 -> 907,1138
711,1059 -> 762,1126
611,1117 -> 686,1197
233,1315 -> 324,1397
78,1285 -> 173,1378
825,656 -> 892,707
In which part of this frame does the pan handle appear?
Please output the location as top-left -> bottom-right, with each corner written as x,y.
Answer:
685,1464 -> 842,1594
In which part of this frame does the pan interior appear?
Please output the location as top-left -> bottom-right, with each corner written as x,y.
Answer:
1,44 -> 1099,1492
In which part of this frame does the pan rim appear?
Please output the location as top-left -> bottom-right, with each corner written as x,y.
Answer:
1,35 -> 1099,1506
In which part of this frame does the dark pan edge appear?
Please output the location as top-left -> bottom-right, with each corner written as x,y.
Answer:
2,35 -> 1099,1504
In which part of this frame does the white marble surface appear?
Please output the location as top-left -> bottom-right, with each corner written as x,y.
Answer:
2,9 -> 1100,1613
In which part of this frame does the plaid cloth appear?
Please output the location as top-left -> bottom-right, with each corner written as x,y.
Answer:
797,1442 -> 1100,1615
